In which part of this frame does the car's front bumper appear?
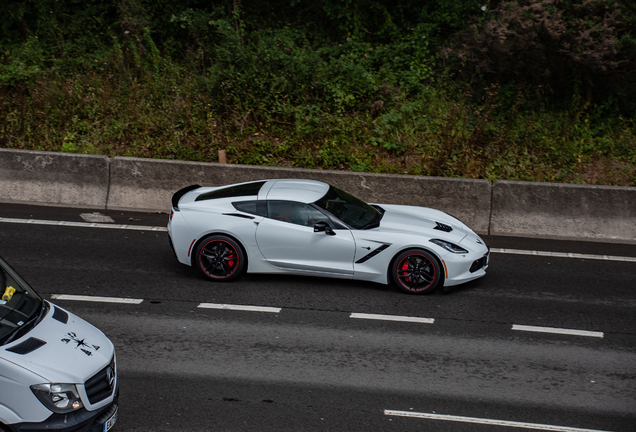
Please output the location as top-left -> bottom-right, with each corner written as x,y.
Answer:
441,247 -> 489,287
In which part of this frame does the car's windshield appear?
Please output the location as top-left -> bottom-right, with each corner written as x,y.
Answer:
314,186 -> 383,230
0,257 -> 44,345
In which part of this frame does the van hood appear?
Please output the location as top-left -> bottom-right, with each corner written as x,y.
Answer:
0,302 -> 114,384
376,204 -> 469,243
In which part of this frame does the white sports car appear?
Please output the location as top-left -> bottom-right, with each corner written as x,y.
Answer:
167,179 -> 489,294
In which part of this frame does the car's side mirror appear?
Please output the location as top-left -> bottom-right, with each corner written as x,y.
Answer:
313,221 -> 335,235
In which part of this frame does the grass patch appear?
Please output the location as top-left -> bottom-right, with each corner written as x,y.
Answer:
1,65 -> 634,186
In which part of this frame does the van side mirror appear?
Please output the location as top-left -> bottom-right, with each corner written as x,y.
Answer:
313,221 -> 335,235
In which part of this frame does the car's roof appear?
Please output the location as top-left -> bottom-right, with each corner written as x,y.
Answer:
265,179 -> 330,203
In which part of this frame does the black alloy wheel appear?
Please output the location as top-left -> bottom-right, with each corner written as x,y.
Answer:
392,249 -> 441,294
194,235 -> 245,281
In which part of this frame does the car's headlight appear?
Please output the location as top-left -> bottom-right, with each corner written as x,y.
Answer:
31,383 -> 83,413
430,239 -> 469,254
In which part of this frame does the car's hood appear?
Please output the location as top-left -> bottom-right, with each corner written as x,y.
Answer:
375,204 -> 469,242
0,302 -> 114,384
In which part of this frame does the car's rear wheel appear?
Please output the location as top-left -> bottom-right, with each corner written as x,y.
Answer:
391,249 -> 441,294
194,235 -> 245,281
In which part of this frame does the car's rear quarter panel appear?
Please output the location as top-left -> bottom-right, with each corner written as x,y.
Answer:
176,201 -> 261,268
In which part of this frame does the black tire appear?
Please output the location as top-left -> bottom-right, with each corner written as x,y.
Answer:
194,235 -> 245,281
391,249 -> 441,294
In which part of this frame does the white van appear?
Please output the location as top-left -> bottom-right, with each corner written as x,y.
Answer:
0,256 -> 118,431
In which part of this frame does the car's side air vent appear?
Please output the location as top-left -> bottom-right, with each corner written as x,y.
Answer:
6,338 -> 47,355
355,244 -> 390,264
52,306 -> 69,324
434,222 -> 453,232
222,213 -> 255,220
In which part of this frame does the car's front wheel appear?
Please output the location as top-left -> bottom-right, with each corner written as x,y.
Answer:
194,235 -> 245,281
391,249 -> 441,294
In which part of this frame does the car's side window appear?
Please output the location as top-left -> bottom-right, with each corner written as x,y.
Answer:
232,200 -> 267,217
267,201 -> 331,227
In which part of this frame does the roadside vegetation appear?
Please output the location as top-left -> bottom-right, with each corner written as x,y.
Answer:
1,0 -> 635,185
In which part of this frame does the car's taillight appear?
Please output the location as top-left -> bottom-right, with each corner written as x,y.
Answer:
170,210 -> 174,221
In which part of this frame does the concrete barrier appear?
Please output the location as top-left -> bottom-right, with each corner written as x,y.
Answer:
0,149 -> 110,209
3,148 -> 635,242
107,157 -> 492,233
491,180 -> 636,242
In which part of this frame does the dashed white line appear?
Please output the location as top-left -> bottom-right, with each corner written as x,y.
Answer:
47,296 -> 608,338
512,324 -> 604,338
383,410 -> 614,432
0,217 -> 167,231
350,313 -> 434,324
198,303 -> 281,313
490,248 -> 636,263
51,294 -> 144,304
4,214 -> 621,339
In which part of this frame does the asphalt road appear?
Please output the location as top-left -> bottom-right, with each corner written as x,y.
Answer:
1,203 -> 635,431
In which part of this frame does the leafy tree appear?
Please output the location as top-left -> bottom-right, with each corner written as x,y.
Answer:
441,0 -> 636,113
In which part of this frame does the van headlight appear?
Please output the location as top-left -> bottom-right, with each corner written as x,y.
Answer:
31,383 -> 84,413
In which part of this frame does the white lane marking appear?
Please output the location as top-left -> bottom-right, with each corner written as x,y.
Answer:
198,303 -> 281,313
491,248 -> 636,263
80,212 -> 115,223
350,313 -> 434,324
2,217 -> 635,262
512,324 -> 604,338
51,294 -> 144,304
46,297 -> 607,338
0,217 -> 167,231
383,410 -> 613,432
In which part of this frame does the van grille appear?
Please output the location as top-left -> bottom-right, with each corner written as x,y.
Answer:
85,356 -> 116,404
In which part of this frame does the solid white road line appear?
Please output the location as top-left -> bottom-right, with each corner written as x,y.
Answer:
198,303 -> 281,313
0,217 -> 167,231
490,248 -> 636,263
51,294 -> 144,304
2,217 -> 635,263
512,324 -> 604,338
350,312 -> 434,324
79,212 -> 115,223
383,410 -> 614,432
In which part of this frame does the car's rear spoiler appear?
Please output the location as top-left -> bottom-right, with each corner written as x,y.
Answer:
171,184 -> 201,209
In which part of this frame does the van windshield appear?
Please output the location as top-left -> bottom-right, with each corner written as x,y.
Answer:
0,257 -> 44,345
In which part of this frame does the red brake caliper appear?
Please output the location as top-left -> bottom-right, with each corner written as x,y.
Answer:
228,249 -> 235,268
401,260 -> 409,282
